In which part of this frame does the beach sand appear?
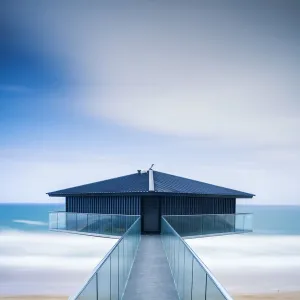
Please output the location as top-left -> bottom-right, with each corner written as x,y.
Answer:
0,297 -> 68,300
234,291 -> 300,299
1,292 -> 300,299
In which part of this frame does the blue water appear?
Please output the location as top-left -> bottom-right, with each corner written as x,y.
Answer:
0,203 -> 299,234
237,205 -> 300,235
0,203 -> 64,232
0,203 -> 299,295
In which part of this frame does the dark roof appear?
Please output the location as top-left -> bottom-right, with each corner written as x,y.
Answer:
48,170 -> 254,198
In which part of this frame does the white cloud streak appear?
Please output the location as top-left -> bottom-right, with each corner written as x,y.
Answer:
1,1 -> 300,204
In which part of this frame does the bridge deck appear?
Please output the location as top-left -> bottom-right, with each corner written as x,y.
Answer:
123,235 -> 179,300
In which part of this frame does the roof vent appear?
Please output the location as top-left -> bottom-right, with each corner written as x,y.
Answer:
137,170 -> 141,174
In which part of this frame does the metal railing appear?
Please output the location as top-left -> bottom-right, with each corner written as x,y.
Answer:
161,216 -> 233,300
49,212 -> 139,237
164,213 -> 253,238
70,216 -> 141,300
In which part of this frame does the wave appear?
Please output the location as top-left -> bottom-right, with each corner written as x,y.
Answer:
0,229 -> 116,295
186,234 -> 300,294
13,219 -> 48,226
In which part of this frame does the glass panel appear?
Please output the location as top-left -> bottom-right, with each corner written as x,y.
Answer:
76,274 -> 97,300
87,214 -> 99,233
235,214 -> 244,231
97,257 -> 110,300
49,212 -> 58,230
66,212 -> 77,231
244,214 -> 253,232
183,247 -> 193,300
57,212 -> 66,230
164,214 -> 253,238
177,241 -> 185,299
118,239 -> 125,298
206,275 -> 227,300
110,247 -> 119,300
77,213 -> 88,232
191,260 -> 206,299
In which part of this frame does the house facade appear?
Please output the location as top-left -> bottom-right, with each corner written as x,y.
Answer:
48,169 -> 254,233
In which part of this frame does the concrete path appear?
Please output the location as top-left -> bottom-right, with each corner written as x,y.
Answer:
123,235 -> 179,300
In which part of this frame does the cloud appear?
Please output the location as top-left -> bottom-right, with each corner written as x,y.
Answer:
13,220 -> 48,226
1,1 -> 299,205
4,1 -> 299,147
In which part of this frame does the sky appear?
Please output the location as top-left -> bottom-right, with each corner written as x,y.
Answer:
0,0 -> 299,204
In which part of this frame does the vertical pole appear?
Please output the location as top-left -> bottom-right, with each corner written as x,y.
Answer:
76,213 -> 78,231
190,257 -> 194,300
110,256 -> 112,300
204,273 -> 208,300
234,214 -> 236,232
183,246 -> 186,299
87,214 -> 89,233
96,271 -> 99,300
117,246 -> 120,300
110,215 -> 112,235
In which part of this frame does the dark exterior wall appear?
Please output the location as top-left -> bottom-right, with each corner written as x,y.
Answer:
65,195 -> 236,216
161,196 -> 236,215
66,195 -> 141,215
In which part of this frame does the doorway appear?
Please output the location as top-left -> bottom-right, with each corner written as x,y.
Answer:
141,197 -> 160,233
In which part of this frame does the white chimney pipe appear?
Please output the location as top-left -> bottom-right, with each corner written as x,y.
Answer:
149,169 -> 154,191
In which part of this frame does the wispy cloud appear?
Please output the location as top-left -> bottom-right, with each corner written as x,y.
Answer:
1,1 -> 299,205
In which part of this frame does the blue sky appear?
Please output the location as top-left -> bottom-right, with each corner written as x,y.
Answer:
0,1 -> 299,204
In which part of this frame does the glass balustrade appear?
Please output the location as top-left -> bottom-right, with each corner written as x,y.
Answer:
161,217 -> 233,300
70,217 -> 141,300
49,212 -> 139,236
164,213 -> 253,237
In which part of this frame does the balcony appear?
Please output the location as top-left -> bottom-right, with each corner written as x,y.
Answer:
49,212 -> 253,299
49,211 -> 139,237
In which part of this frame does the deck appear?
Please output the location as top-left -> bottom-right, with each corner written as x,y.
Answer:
123,235 -> 179,300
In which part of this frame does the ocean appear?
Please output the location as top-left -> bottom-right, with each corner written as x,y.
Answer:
0,204 -> 299,296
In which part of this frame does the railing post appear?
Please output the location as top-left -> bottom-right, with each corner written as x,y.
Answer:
204,273 -> 208,300
118,244 -> 120,299
96,271 -> 99,300
110,256 -> 112,300
76,213 -> 78,231
190,257 -> 194,300
111,215 -> 113,235
87,213 -> 89,233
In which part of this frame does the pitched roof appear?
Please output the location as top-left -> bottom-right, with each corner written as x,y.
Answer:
48,170 -> 254,198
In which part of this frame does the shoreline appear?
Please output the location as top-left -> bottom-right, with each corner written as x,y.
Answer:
1,291 -> 300,300
233,291 -> 300,299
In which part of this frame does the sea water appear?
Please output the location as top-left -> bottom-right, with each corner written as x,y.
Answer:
187,205 -> 300,295
0,204 -> 299,295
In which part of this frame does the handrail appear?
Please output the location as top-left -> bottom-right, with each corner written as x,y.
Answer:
163,213 -> 251,216
69,216 -> 141,300
49,210 -> 140,217
162,216 -> 233,300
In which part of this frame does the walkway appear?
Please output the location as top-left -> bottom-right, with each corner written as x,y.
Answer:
123,235 -> 179,300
